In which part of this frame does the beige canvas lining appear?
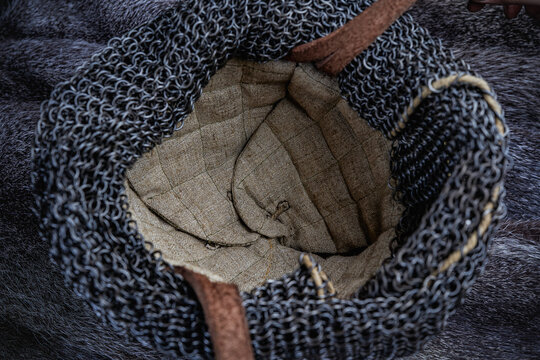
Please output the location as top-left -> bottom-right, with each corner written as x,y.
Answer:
126,59 -> 403,298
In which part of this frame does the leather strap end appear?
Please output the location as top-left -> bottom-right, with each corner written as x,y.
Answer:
174,266 -> 255,360
288,0 -> 417,76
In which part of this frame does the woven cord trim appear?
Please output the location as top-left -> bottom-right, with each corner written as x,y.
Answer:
300,254 -> 336,299
393,73 -> 505,274
393,74 -> 505,137
437,186 -> 501,274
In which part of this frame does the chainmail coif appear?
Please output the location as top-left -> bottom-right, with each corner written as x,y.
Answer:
32,0 -> 509,359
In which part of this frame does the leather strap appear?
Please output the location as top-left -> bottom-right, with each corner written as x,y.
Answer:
288,0 -> 417,75
170,5 -> 418,356
174,266 -> 255,360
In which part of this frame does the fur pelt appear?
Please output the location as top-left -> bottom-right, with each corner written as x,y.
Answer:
0,1 -> 538,359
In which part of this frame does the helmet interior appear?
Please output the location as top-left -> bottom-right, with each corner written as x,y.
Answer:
126,58 -> 402,297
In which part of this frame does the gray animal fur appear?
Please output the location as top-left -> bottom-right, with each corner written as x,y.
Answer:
0,0 -> 538,359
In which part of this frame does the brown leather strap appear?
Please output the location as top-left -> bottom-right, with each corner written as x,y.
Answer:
288,0 -> 417,75
174,266 -> 255,360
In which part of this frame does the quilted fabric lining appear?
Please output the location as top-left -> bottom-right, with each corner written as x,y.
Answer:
126,59 -> 402,297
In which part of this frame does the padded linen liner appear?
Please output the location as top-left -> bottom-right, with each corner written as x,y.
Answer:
126,59 -> 402,298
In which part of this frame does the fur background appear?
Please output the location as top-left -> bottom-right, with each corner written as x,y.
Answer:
0,0 -> 538,359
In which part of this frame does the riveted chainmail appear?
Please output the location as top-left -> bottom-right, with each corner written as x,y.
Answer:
32,0 -> 509,359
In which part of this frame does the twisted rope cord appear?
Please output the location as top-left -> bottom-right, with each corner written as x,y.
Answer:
393,74 -> 505,137
391,73 -> 506,274
300,254 -> 336,299
438,186 -> 500,274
